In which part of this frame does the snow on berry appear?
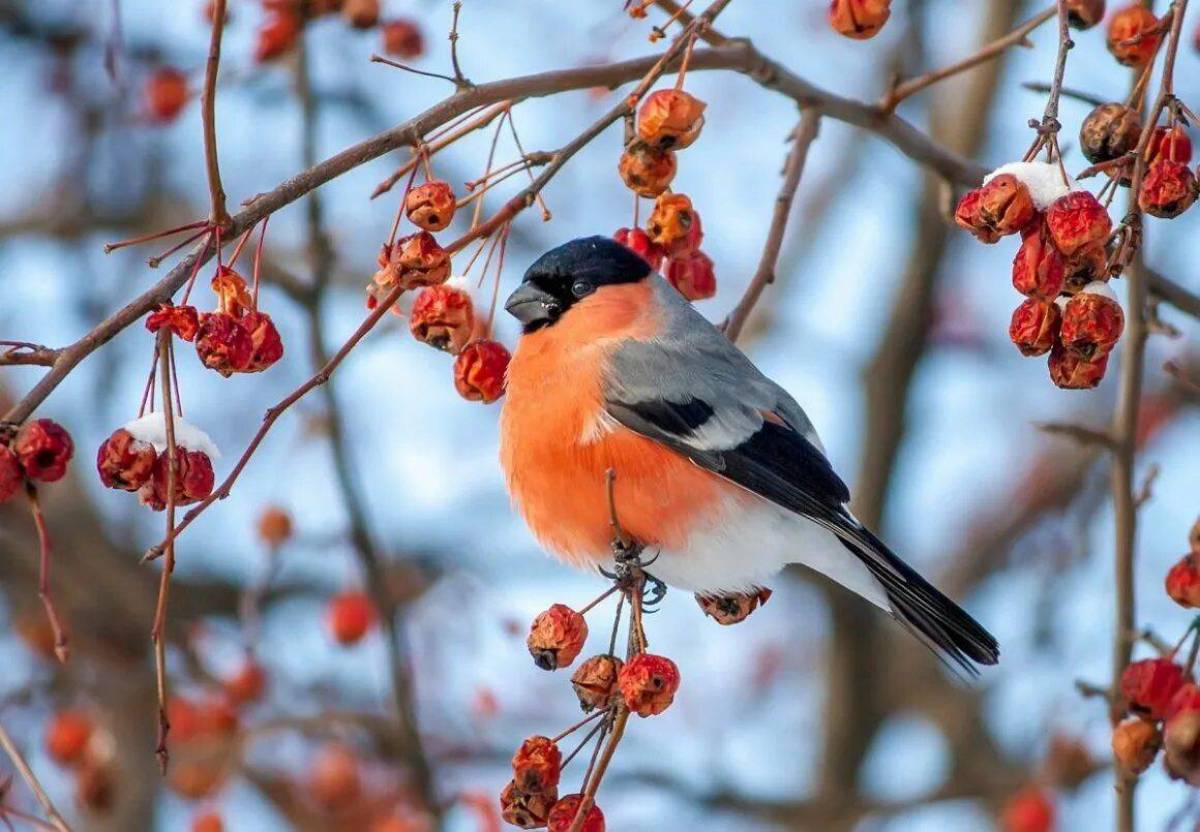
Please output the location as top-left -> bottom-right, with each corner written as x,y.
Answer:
121,412 -> 220,459
983,161 -> 1077,210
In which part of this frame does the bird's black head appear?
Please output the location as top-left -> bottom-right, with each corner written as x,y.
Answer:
505,236 -> 652,333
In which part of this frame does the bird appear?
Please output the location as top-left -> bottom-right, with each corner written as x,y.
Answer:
499,236 -> 998,673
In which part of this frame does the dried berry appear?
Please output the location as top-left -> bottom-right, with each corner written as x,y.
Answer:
14,419 -> 74,483
212,266 -> 253,316
145,67 -> 189,124
511,735 -> 562,793
381,18 -> 424,59
1120,657 -> 1187,720
255,11 -> 301,62
526,604 -> 588,670
637,89 -> 706,150
137,448 -> 215,510
954,174 -> 1037,242
1048,341 -> 1108,390
619,653 -> 680,717
409,284 -> 475,354
999,785 -> 1055,832
546,795 -> 605,832
96,428 -> 156,491
1167,681 -> 1200,720
0,446 -> 22,503
618,141 -> 677,198
1011,225 -> 1066,299
1079,103 -> 1142,164
196,312 -> 254,376
1168,554 -> 1200,608
257,505 -> 293,548
1066,0 -> 1105,29
1148,124 -> 1193,165
695,587 -> 773,625
341,0 -> 379,28
1063,244 -> 1108,294
1059,283 -> 1124,360
827,0 -> 892,39
146,303 -> 200,342
1138,159 -> 1197,218
327,591 -> 376,645
240,310 -> 285,372
1112,717 -> 1162,777
223,660 -> 267,705
500,780 -> 556,829
1045,191 -> 1112,256
405,180 -> 457,232
392,231 -> 452,290
1107,5 -> 1161,67
614,227 -> 665,271
309,744 -> 362,811
1165,709 -> 1200,785
1044,734 -> 1095,790
571,655 -> 624,711
45,710 -> 92,766
665,250 -> 717,301
646,192 -> 703,254
454,339 -> 510,404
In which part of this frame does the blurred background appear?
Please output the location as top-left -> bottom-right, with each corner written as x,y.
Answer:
1,0 -> 1199,829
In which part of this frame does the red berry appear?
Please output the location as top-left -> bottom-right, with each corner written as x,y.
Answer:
0,445 -> 24,503
1121,657 -> 1187,720
1011,225 -> 1066,299
954,174 -> 1038,243
409,284 -> 475,354
1166,554 -> 1200,608
1059,284 -> 1124,360
1045,191 -> 1112,256
1107,5 -> 1162,67
255,12 -> 301,63
453,339 -> 510,404
240,310 -> 285,372
665,250 -> 717,301
526,604 -> 589,670
1166,681 -> 1200,721
96,428 -> 157,491
1164,708 -> 1200,785
381,18 -> 424,59
827,0 -> 892,39
999,785 -> 1055,832
137,448 -> 215,511
571,655 -> 623,712
1047,341 -> 1108,389
146,303 -> 200,342
145,67 -> 189,124
546,794 -> 605,832
196,312 -> 254,376
341,0 -> 379,29
377,232 -> 452,291
45,710 -> 93,766
14,419 -> 74,483
309,744 -> 362,811
511,735 -> 562,793
257,505 -> 293,548
191,811 -> 224,832
1008,298 -> 1061,357
618,141 -> 677,198
1148,125 -> 1193,165
1065,0 -> 1105,29
695,587 -> 773,625
646,192 -> 703,255
327,591 -> 376,645
618,653 -> 680,717
223,660 -> 267,705
1079,103 -> 1143,165
1138,159 -> 1197,219
614,227 -> 665,271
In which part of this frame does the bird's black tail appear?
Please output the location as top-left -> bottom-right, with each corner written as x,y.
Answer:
838,524 -> 999,675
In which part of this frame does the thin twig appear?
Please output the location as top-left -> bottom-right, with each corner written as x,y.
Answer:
448,1 -> 470,88
0,722 -> 70,832
24,485 -> 67,663
150,328 -> 178,773
202,0 -> 230,227
1020,81 -> 1106,107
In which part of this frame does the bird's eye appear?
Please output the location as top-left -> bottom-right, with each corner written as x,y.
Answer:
571,279 -> 593,298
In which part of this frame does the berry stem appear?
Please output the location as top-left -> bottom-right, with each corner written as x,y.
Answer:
103,220 -> 207,255
552,709 -> 606,744
150,327 -> 179,774
24,484 -> 68,665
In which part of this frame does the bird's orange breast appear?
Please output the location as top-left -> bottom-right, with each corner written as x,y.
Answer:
499,282 -> 726,567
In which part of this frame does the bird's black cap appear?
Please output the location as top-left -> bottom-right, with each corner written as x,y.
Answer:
522,236 -> 651,287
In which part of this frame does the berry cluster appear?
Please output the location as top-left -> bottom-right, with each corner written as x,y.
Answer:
615,85 -> 716,301
256,1 -> 423,65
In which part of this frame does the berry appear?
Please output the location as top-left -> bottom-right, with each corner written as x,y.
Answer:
827,0 -> 892,39
146,303 -> 200,342
381,19 -> 424,59
14,419 -> 74,483
76,763 -> 117,812
646,192 -> 703,254
257,505 -> 293,548
954,174 -> 1037,243
0,445 -> 24,503
665,250 -> 716,301
1045,191 -> 1112,256
1112,717 -> 1162,777
613,227 -> 665,271
1120,657 -> 1187,720
1166,681 -> 1200,721
224,660 -> 267,705
1164,708 -> 1200,785
166,759 -> 225,800
1062,244 -> 1108,295
1079,103 -> 1142,165
137,448 -> 215,511
145,67 -> 189,124
1047,342 -> 1109,390
1065,0 -> 1105,29
636,89 -> 706,151
1148,125 -> 1193,165
1000,786 -> 1054,832
405,180 -> 457,232
309,744 -> 362,811
96,428 -> 157,491
255,11 -> 301,62
1107,5 -> 1161,67
511,735 -> 562,793
526,604 -> 588,670
384,232 -> 452,291
1059,283 -> 1124,360
191,811 -> 225,832
327,591 -> 376,645
1008,298 -> 1061,358
1138,159 -> 1196,218
571,655 -> 623,712
1168,554 -> 1200,607
500,780 -> 556,829
341,0 -> 379,29
546,795 -> 604,832
695,587 -> 773,625
453,339 -> 510,404
1011,225 -> 1066,299
409,284 -> 475,354
45,710 -> 93,766
618,141 -> 677,198
239,310 -> 284,373
618,653 -> 680,717
195,312 -> 254,376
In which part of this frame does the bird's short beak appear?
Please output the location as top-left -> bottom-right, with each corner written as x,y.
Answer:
504,282 -> 561,329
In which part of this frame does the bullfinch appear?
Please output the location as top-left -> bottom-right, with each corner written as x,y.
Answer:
499,236 -> 998,673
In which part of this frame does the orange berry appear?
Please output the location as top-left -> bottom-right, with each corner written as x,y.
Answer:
45,710 -> 93,766
327,591 -> 376,645
526,604 -> 588,670
145,67 -> 189,123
